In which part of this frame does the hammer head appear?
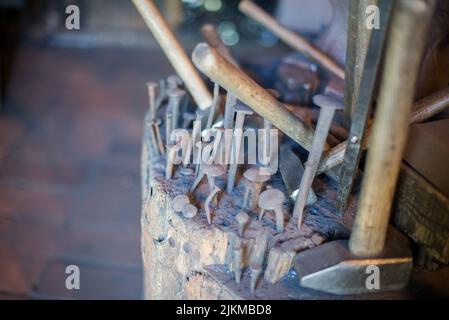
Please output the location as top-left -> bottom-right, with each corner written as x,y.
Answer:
293,227 -> 412,295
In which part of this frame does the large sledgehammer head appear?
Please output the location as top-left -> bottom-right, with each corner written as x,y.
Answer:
293,227 -> 412,295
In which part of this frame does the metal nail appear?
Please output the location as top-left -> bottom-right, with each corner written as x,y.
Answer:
165,141 -> 181,180
262,90 -> 278,168
243,168 -> 271,210
191,163 -> 225,194
251,231 -> 269,266
293,94 -> 344,228
165,112 -> 173,145
167,88 -> 186,131
235,211 -> 250,237
250,262 -> 262,296
181,203 -> 198,219
166,74 -> 182,90
224,92 -> 237,130
182,112 -> 196,129
146,118 -> 160,155
172,195 -> 190,212
279,145 -> 317,206
208,127 -> 225,165
156,78 -> 166,110
205,185 -> 221,224
206,82 -> 220,129
232,240 -> 243,284
227,104 -> 254,193
193,141 -> 208,178
151,118 -> 165,155
223,93 -> 236,170
258,188 -> 286,234
181,112 -> 204,169
146,82 -> 158,120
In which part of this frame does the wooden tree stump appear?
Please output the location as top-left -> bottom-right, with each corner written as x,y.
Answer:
141,111 -> 354,299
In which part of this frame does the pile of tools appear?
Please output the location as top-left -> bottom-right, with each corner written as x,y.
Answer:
135,0 -> 449,296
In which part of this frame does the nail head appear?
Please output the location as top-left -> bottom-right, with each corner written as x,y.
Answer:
172,195 -> 190,212
258,188 -> 285,210
182,203 -> 198,218
244,167 -> 271,183
313,94 -> 345,110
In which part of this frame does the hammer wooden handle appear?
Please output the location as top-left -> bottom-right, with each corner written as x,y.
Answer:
239,0 -> 345,80
349,0 -> 435,257
192,43 -> 316,151
132,0 -> 212,110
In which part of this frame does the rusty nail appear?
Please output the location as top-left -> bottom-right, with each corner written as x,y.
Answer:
182,112 -> 196,129
243,167 -> 271,210
146,82 -> 158,120
193,140 -> 208,178
151,118 -> 165,155
293,94 -> 344,228
166,74 -> 182,90
258,188 -> 286,234
172,195 -> 190,212
227,104 -> 254,193
181,203 -> 198,219
146,118 -> 160,155
250,262 -> 262,296
165,141 -> 181,180
235,211 -> 250,237
191,163 -> 225,194
180,112 -> 200,169
224,92 -> 237,130
251,231 -> 269,266
233,240 -> 243,284
168,88 -> 186,131
155,78 -> 166,110
206,82 -> 220,129
165,112 -> 173,145
205,185 -> 221,224
207,127 -> 225,165
204,164 -> 225,192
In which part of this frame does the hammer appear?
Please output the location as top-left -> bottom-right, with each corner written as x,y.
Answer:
294,0 -> 435,294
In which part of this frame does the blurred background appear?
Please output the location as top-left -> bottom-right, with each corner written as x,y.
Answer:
0,0 -> 334,299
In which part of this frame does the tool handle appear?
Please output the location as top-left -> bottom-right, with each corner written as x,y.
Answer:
349,0 -> 436,257
132,0 -> 212,110
239,0 -> 345,80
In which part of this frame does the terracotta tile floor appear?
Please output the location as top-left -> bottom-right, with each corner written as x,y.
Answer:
0,44 -> 173,299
